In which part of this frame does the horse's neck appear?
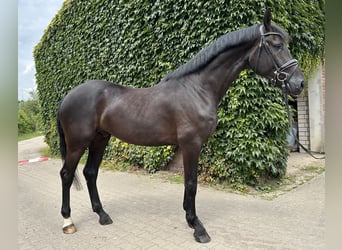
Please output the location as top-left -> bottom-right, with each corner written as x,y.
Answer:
199,44 -> 252,106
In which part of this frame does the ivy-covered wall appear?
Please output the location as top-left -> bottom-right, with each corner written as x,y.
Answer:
34,0 -> 325,185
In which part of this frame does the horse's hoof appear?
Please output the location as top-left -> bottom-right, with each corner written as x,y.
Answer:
194,230 -> 211,243
99,214 -> 113,225
63,224 -> 77,234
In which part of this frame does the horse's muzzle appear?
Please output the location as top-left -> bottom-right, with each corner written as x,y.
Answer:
287,79 -> 305,97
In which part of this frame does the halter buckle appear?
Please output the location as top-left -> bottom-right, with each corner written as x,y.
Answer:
276,71 -> 288,82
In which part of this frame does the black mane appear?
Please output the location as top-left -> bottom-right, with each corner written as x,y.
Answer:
164,24 -> 262,80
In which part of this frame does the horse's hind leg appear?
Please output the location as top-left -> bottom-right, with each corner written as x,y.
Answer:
83,133 -> 112,225
60,148 -> 85,234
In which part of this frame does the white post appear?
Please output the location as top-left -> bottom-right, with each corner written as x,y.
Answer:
308,63 -> 325,152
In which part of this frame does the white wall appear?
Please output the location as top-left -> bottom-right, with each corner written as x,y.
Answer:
308,63 -> 325,152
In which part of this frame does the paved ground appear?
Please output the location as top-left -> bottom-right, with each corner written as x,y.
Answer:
18,136 -> 324,249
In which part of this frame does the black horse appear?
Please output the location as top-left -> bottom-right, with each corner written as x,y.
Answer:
57,9 -> 304,243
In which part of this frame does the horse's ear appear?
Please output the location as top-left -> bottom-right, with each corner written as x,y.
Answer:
263,8 -> 272,31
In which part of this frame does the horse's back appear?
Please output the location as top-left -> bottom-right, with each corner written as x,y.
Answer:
64,80 -> 125,100
60,80 -> 125,112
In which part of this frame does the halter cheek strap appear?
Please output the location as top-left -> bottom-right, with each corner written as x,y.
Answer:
255,25 -> 298,90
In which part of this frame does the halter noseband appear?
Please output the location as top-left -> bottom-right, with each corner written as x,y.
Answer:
255,25 -> 298,92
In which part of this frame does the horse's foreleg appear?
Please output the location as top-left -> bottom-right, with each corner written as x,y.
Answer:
60,149 -> 84,234
181,142 -> 211,243
83,134 -> 112,225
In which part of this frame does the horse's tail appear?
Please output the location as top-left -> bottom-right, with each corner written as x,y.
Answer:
57,101 -> 66,161
57,98 -> 82,190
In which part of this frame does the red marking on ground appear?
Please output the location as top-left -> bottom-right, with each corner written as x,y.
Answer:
18,156 -> 50,165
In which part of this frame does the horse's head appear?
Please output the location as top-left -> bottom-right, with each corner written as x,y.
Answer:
249,9 -> 305,97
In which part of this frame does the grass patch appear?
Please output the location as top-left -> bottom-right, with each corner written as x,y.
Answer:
39,146 -> 55,158
153,171 -> 184,184
101,160 -> 137,172
302,165 -> 325,174
18,132 -> 43,141
254,165 -> 324,200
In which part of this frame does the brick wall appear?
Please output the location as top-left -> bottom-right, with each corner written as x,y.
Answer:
297,61 -> 325,153
297,95 -> 310,152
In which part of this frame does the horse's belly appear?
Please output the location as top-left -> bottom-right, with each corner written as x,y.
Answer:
110,128 -> 176,146
100,114 -> 177,146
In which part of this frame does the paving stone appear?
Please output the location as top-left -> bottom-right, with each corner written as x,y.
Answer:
18,137 -> 324,249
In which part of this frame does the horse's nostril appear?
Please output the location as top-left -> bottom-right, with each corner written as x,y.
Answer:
301,80 -> 305,89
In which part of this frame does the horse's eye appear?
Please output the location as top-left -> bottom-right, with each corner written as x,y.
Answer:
273,43 -> 283,49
